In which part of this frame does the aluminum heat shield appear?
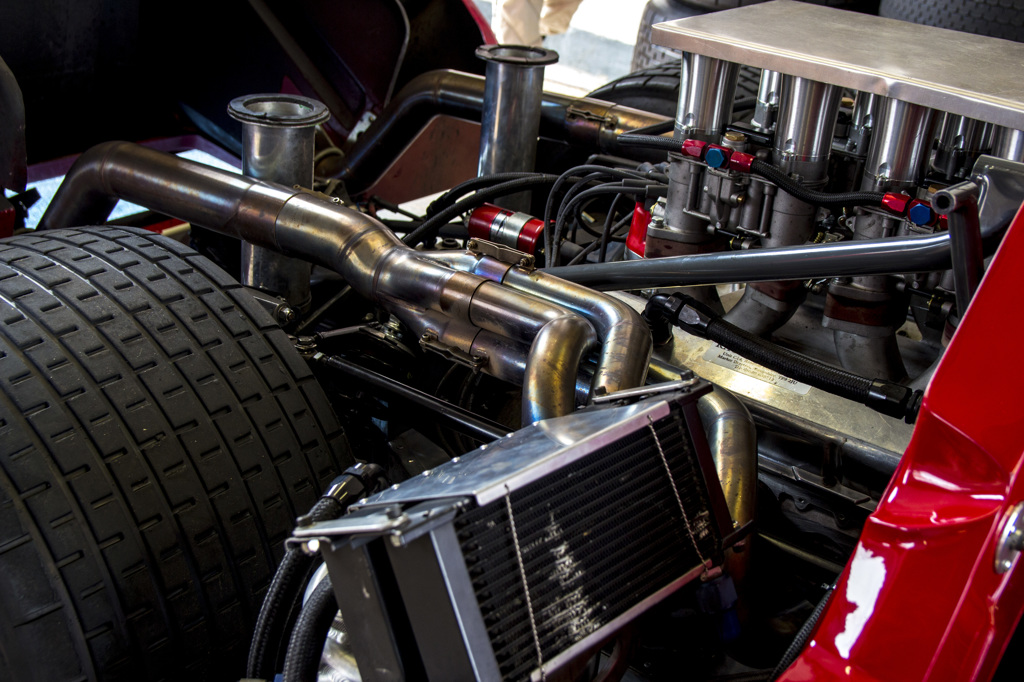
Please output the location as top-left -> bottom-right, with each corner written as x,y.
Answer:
651,0 -> 1024,129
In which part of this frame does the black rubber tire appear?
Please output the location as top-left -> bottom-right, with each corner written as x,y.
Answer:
631,0 -> 707,71
879,0 -> 1024,42
632,0 -> 880,70
684,0 -> 873,8
0,226 -> 353,681
588,61 -> 761,119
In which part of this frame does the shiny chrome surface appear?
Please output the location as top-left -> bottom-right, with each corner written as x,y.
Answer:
37,142 -> 634,423
228,93 -> 328,308
697,388 -> 756,589
352,398 -> 671,509
651,0 -> 1024,128
847,91 -> 877,156
773,76 -> 841,178
676,54 -> 738,142
476,45 -> 557,211
933,113 -> 994,178
698,389 -> 756,530
751,69 -> 781,132
862,98 -> 937,191
993,126 -> 1024,162
497,267 -> 651,395
430,250 -> 652,399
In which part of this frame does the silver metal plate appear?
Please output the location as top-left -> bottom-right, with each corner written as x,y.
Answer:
652,0 -> 1024,129
353,399 -> 672,509
610,293 -> 913,457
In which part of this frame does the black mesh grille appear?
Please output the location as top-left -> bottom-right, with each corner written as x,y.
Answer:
455,409 -> 719,681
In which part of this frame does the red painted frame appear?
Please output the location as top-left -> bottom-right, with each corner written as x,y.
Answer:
779,202 -> 1024,681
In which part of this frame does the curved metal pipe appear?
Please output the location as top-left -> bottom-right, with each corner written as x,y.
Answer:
395,304 -> 594,407
697,389 -> 757,531
37,142 -> 600,422
429,251 -> 652,396
328,69 -> 671,191
698,388 -> 757,594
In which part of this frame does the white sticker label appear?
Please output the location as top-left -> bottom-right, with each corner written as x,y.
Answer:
702,344 -> 811,395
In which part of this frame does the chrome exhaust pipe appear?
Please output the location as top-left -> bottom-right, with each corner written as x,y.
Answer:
37,142 -> 648,423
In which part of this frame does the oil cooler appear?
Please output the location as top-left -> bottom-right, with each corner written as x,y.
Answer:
293,382 -> 735,681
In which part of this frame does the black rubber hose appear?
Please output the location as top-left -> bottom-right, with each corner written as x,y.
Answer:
403,175 -> 560,247
628,119 -> 675,136
770,585 -> 836,681
246,496 -> 342,678
617,133 -> 681,153
616,135 -> 886,209
247,466 -> 384,679
709,321 -> 873,399
281,577 -> 338,682
750,159 -> 885,209
645,293 -> 922,422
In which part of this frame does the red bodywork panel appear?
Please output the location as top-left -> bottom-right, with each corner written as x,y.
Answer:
779,204 -> 1024,681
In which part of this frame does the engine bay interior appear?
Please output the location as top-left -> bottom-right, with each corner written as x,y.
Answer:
2,0 -> 1024,680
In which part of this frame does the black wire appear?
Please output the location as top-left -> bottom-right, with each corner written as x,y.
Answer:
562,172 -> 611,244
572,198 -> 606,240
403,174 -> 560,247
543,164 -> 664,262
370,195 -> 421,220
600,193 -> 625,263
553,184 -> 651,265
566,239 -> 602,265
425,171 -> 545,217
564,212 -> 632,266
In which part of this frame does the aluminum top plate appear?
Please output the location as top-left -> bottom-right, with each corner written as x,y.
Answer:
651,0 -> 1024,129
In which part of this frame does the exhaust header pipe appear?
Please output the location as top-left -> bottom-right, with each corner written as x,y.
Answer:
38,142 -> 651,423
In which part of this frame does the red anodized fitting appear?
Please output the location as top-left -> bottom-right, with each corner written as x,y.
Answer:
882,192 -> 912,214
681,139 -> 708,159
727,151 -> 755,173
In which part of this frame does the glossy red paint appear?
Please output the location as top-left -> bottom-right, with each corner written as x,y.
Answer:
779,201 -> 1024,682
461,0 -> 497,44
626,200 -> 652,258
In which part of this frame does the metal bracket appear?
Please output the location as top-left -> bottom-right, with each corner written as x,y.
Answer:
466,238 -> 535,269
592,376 -> 701,405
243,286 -> 297,326
420,331 -> 487,371
346,110 -> 377,146
292,184 -> 345,204
566,105 -> 615,127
